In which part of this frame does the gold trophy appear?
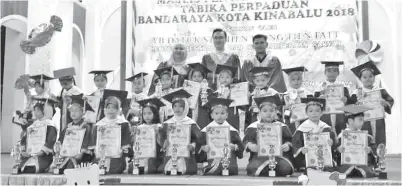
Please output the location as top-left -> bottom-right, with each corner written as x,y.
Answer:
377,143 -> 387,179
316,145 -> 325,172
170,144 -> 179,175
221,144 -> 230,176
200,79 -> 209,106
98,144 -> 107,175
133,142 -> 141,175
53,141 -> 62,174
268,145 -> 278,177
11,142 -> 22,174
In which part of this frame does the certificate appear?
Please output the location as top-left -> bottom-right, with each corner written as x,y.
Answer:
86,96 -> 101,123
359,90 -> 384,121
167,124 -> 191,158
183,80 -> 201,109
324,85 -> 344,114
257,123 -> 282,157
61,128 -> 86,157
27,125 -> 47,155
134,125 -> 157,158
290,103 -> 308,123
303,132 -> 333,167
96,125 -> 121,158
341,130 -> 368,165
230,82 -> 249,106
206,126 -> 231,159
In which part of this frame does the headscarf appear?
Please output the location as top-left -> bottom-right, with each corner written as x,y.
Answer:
164,98 -> 198,127
167,44 -> 188,75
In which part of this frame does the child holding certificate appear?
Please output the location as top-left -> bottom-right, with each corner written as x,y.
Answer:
335,104 -> 377,178
89,90 -> 132,174
18,98 -> 58,173
243,95 -> 294,177
350,61 -> 394,146
292,97 -> 336,171
198,97 -> 244,176
315,62 -> 350,136
58,95 -> 94,170
87,70 -> 112,122
125,72 -> 148,126
158,89 -> 201,175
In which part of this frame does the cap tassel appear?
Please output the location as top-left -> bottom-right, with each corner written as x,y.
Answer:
83,100 -> 86,113
40,74 -> 44,86
212,70 -> 215,84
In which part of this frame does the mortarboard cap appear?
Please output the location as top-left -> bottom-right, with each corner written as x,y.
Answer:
350,61 -> 381,78
203,97 -> 233,110
70,94 -> 94,112
33,97 -> 58,106
30,74 -> 54,81
249,67 -> 271,77
137,98 -> 165,109
254,94 -> 283,108
282,66 -> 308,75
53,67 -> 76,79
125,72 -> 148,82
215,64 -> 237,77
188,63 -> 211,75
162,88 -> 192,103
154,66 -> 179,78
103,89 -> 128,105
301,97 -> 326,109
89,70 -> 113,77
321,61 -> 344,69
336,104 -> 372,116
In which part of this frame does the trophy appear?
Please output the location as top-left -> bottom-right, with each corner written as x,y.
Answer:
267,145 -> 278,177
200,79 -> 209,106
170,144 -> 179,175
133,142 -> 141,175
156,81 -> 163,99
11,142 -> 22,174
252,87 -> 261,113
219,85 -> 230,99
53,141 -> 63,174
98,144 -> 107,175
221,144 -> 230,176
316,145 -> 325,172
377,143 -> 387,179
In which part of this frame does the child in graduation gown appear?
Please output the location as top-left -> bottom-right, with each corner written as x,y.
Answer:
129,98 -> 165,174
125,72 -> 148,126
89,91 -> 133,174
335,104 -> 377,178
158,89 -> 201,175
29,74 -> 55,119
244,95 -> 294,177
198,97 -> 244,175
57,95 -> 94,170
314,61 -> 350,136
87,70 -> 112,122
18,98 -> 58,173
282,67 -> 313,134
292,97 -> 337,171
350,61 -> 394,145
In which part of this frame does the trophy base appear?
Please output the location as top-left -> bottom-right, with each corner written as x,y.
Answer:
379,172 -> 387,179
222,169 -> 229,176
171,169 -> 177,176
12,167 -> 20,174
133,167 -> 144,175
269,170 -> 276,177
53,168 -> 63,175
99,168 -> 106,175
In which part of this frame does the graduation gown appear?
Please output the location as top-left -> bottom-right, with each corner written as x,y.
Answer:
89,89 -> 105,122
188,89 -> 214,130
242,55 -> 287,93
350,88 -> 394,145
283,87 -> 313,134
19,119 -> 57,173
89,117 -> 133,174
198,121 -> 244,175
243,121 -> 294,177
125,92 -> 148,126
314,81 -> 350,136
292,119 -> 337,170
246,85 -> 279,126
158,116 -> 200,175
58,119 -> 93,170
201,52 -> 243,84
57,86 -> 82,130
336,129 -> 377,178
148,61 -> 190,96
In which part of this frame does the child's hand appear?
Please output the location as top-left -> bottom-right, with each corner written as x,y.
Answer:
247,142 -> 258,152
365,147 -> 372,153
230,144 -> 238,151
163,140 -> 169,150
281,143 -> 290,152
74,153 -> 83,160
328,139 -> 333,146
201,145 -> 210,153
337,146 -> 345,153
33,151 -> 45,157
122,148 -> 129,154
380,99 -> 389,107
301,147 -> 308,154
341,97 -> 347,103
20,151 -> 30,158
187,144 -> 195,151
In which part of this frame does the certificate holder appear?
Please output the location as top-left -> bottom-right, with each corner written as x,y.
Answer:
341,130 -> 368,166
303,132 -> 333,170
167,124 -> 191,175
27,125 -> 47,155
96,125 -> 122,175
206,126 -> 231,176
257,122 -> 282,176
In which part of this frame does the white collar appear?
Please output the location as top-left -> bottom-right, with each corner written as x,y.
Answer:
297,119 -> 330,133
96,115 -> 128,126
246,120 -> 286,129
164,115 -> 198,127
201,121 -> 238,133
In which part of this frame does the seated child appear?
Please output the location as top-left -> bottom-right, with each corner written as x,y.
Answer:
199,97 -> 244,175
336,104 -> 377,178
244,95 -> 294,177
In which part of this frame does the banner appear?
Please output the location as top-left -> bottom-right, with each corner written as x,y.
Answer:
133,0 -> 360,93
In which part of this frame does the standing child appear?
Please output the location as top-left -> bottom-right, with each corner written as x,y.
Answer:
125,72 -> 148,126
89,90 -> 132,174
336,104 -> 377,178
199,97 -> 244,175
350,61 -> 394,145
292,97 -> 336,171
243,95 -> 294,177
18,98 -> 58,173
158,89 -> 201,175
88,70 -> 112,122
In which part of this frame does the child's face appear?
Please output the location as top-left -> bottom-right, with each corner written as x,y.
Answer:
132,78 -> 145,93
191,71 -> 204,83
259,104 -> 277,123
34,84 -> 45,95
94,76 -> 107,89
59,79 -> 73,89
288,73 -> 303,89
173,102 -> 184,116
69,104 -> 84,121
34,107 -> 44,119
211,107 -> 228,124
104,104 -> 119,119
253,75 -> 269,87
218,71 -> 233,86
142,107 -> 154,124
306,105 -> 323,122
160,74 -> 172,90
360,70 -> 375,88
348,116 -> 364,130
325,68 -> 339,82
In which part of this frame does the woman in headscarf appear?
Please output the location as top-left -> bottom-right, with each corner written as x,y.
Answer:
148,44 -> 190,96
